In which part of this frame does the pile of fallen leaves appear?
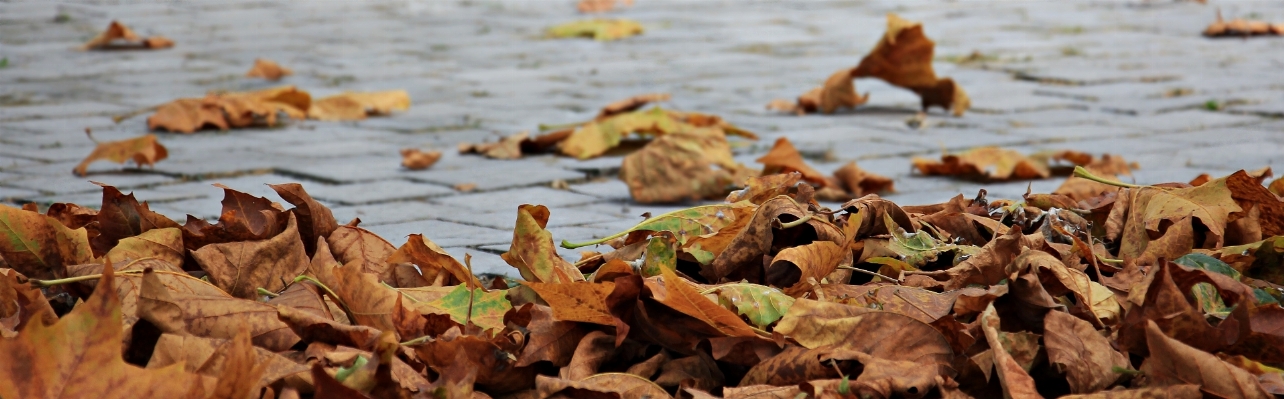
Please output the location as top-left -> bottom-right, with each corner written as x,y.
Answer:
770,13 -> 970,116
6,166 -> 1284,398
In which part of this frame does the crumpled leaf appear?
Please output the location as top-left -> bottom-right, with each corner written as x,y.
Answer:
400,148 -> 442,169
191,213 -> 310,299
95,184 -> 181,256
1204,12 -> 1284,37
146,332 -> 304,394
245,58 -> 292,81
73,134 -> 168,176
756,137 -> 830,187
182,184 -> 288,250
387,234 -> 482,288
148,86 -> 311,133
0,204 -> 93,280
502,205 -> 586,283
767,240 -> 850,296
269,182 -> 339,256
852,13 -> 970,116
308,90 -> 411,121
769,67 -> 869,115
646,266 -> 760,338
913,147 -> 1051,180
0,266 -> 203,399
459,131 -> 527,160
980,304 -> 1042,399
1044,310 -> 1128,393
1106,175 -> 1241,264
563,203 -> 740,249
524,281 -> 616,325
80,20 -> 174,50
0,268 -> 57,338
547,19 -> 644,41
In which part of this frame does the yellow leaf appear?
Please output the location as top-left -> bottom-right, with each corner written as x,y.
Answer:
74,134 -> 168,176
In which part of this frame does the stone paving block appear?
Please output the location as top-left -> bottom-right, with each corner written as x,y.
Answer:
1005,125 -> 1141,141
405,159 -> 585,191
0,102 -> 131,122
434,186 -> 602,213
566,179 -> 632,201
1,172 -> 174,195
25,187 -> 203,208
274,155 -> 411,183
439,247 -> 516,277
1110,110 -> 1262,132
478,243 -> 579,265
303,179 -> 455,205
436,205 -> 622,231
329,200 -> 474,226
150,173 -> 308,203
0,155 -> 41,171
0,186 -> 41,203
363,219 -> 512,248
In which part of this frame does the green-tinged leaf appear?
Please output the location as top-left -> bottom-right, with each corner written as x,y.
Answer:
502,204 -> 585,283
710,282 -> 795,329
546,19 -> 643,41
335,355 -> 367,382
562,203 -> 738,249
879,213 -> 979,268
426,285 -> 512,332
642,236 -> 677,277
0,204 -> 93,280
1175,253 -> 1249,316
1175,253 -> 1240,279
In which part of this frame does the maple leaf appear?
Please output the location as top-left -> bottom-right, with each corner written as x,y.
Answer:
547,19 -> 644,41
73,133 -> 168,176
0,266 -> 204,399
0,203 -> 93,280
148,86 -> 311,133
501,205 -> 586,283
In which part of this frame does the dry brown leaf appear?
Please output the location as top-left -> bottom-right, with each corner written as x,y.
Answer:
148,86 -> 311,133
80,21 -> 174,50
577,0 -> 633,13
146,332 -> 303,394
775,67 -> 871,115
459,131 -> 527,160
1044,311 -> 1128,393
536,373 -> 671,398
1106,175 -> 1241,264
524,281 -> 616,325
182,184 -> 289,250
912,147 -> 1051,180
270,182 -> 339,256
73,134 -> 168,176
245,58 -> 293,81
767,240 -> 850,296
102,227 -> 184,267
94,184 -> 181,256
599,93 -> 670,118
65,258 -> 223,334
386,233 -> 482,288
0,266 -> 205,399
0,204 -> 94,281
853,14 -> 970,116
0,268 -> 57,338
191,213 -> 310,299
620,130 -> 742,204
756,137 -> 830,187
137,267 -> 301,351
308,90 -> 411,121
646,266 -> 759,339
1141,320 -> 1271,398
328,225 -> 396,277
980,304 -> 1043,399
834,160 -> 894,197
401,148 -> 443,170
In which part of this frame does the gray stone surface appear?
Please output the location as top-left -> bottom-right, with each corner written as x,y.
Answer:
3,0 -> 1283,280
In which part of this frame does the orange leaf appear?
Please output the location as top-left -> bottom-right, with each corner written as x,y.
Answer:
523,281 -> 616,325
245,58 -> 292,81
646,266 -> 758,338
73,134 -> 168,176
756,137 -> 830,187
400,148 -> 443,169
308,90 -> 411,121
853,14 -> 970,116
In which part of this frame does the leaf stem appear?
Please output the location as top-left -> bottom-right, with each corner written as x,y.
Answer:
256,287 -> 280,298
537,121 -> 586,131
838,265 -> 901,285
31,270 -> 145,287
1095,254 -> 1125,264
1073,166 -> 1142,189
777,213 -> 813,229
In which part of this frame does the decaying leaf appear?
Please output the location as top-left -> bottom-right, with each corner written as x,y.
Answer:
577,0 -> 633,13
1204,11 -> 1284,37
547,19 -> 644,41
459,132 -> 527,160
74,134 -> 168,176
0,204 -> 93,280
245,58 -> 292,81
80,21 -> 174,50
769,67 -> 870,115
502,205 -> 586,283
